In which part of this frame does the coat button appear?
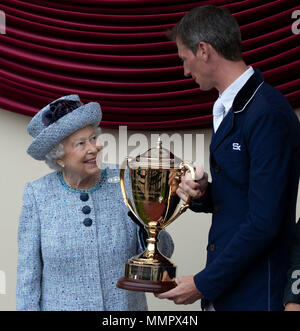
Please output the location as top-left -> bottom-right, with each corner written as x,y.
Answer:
214,204 -> 220,212
82,205 -> 91,214
83,218 -> 93,227
80,193 -> 89,202
208,244 -> 216,252
214,165 -> 220,173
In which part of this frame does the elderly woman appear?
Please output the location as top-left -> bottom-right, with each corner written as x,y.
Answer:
16,95 -> 174,311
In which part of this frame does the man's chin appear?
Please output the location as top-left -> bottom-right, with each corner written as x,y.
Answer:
196,82 -> 213,91
195,79 -> 204,90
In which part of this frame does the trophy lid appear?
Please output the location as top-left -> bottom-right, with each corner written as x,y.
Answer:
128,136 -> 182,169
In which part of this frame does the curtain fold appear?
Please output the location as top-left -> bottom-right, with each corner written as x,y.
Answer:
0,0 -> 299,129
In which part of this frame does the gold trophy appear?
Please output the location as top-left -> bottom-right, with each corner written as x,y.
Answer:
117,137 -> 195,293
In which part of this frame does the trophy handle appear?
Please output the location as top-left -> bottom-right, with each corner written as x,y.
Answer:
120,158 -> 141,222
161,162 -> 195,229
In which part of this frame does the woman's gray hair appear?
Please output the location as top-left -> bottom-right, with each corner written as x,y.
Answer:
45,125 -> 101,171
168,5 -> 243,61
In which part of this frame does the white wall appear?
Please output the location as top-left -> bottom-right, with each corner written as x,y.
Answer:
0,108 -> 299,311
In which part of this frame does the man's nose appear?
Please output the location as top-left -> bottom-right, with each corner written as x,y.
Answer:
183,65 -> 191,77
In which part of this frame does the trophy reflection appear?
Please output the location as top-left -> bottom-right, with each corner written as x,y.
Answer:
117,137 -> 195,293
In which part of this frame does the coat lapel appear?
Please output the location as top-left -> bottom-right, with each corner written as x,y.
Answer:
210,68 -> 264,153
210,110 -> 234,153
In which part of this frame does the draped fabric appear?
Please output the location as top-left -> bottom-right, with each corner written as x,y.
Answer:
0,0 -> 299,129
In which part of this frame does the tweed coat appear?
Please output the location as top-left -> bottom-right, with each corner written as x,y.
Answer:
16,166 -> 174,311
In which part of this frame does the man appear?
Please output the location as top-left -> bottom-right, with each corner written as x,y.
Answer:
157,5 -> 300,310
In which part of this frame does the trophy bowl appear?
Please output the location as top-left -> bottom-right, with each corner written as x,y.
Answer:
117,137 -> 195,293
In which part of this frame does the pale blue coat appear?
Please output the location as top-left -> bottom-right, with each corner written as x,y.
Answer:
16,166 -> 174,311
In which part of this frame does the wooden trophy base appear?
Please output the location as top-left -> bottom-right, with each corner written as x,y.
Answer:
117,277 -> 176,293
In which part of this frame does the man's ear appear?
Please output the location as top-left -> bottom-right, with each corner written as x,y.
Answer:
196,41 -> 211,62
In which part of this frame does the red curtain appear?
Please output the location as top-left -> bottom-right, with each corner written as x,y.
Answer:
0,0 -> 299,129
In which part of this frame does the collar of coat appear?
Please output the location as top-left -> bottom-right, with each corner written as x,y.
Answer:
210,68 -> 265,152
232,68 -> 264,114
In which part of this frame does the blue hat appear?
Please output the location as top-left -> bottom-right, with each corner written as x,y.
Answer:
27,95 -> 102,160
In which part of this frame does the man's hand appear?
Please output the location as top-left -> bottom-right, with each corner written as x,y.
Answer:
284,302 -> 300,311
176,165 -> 208,202
156,276 -> 203,305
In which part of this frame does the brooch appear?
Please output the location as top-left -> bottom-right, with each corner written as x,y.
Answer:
108,176 -> 120,183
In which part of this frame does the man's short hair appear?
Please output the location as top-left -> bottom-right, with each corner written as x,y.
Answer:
168,5 -> 243,61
